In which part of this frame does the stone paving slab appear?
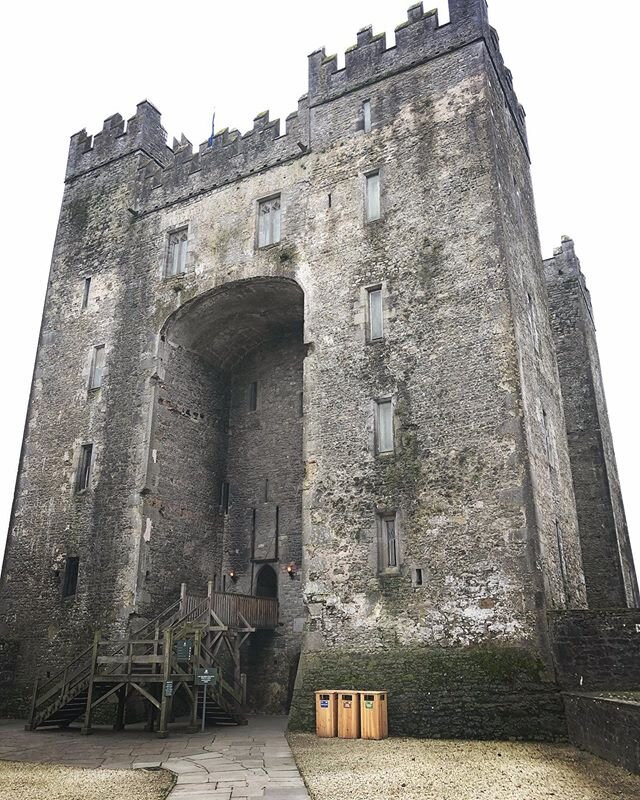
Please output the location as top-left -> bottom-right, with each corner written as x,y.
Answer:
0,716 -> 310,799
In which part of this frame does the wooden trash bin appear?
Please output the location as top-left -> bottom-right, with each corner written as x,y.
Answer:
315,690 -> 338,737
337,691 -> 361,739
360,691 -> 388,740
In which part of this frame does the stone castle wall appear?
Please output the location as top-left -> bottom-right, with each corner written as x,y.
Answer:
1,0 -> 635,735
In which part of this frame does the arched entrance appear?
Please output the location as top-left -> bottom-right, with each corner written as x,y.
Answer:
255,564 -> 278,598
144,277 -> 304,713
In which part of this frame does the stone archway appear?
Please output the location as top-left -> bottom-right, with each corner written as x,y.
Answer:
143,277 -> 305,713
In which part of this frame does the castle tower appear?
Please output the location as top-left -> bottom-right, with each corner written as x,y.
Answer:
544,238 -> 639,609
1,1 -> 633,737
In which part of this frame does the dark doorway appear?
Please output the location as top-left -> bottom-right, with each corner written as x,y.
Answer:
255,565 -> 278,598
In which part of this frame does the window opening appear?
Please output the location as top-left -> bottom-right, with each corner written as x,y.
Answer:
328,192 -> 332,208
89,345 -> 105,390
363,99 -> 372,133
219,480 -> 230,514
264,478 -> 269,502
414,568 -> 423,587
63,556 -> 79,597
366,172 -> 381,221
166,228 -> 188,277
248,381 -> 258,412
375,399 -> 394,453
258,196 -> 281,247
81,277 -> 91,310
367,286 -> 384,341
76,444 -> 93,492
377,512 -> 399,572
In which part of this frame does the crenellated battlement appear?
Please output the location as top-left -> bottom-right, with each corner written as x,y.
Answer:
135,95 -> 310,211
65,0 -> 527,199
308,1 -> 526,146
66,100 -> 169,181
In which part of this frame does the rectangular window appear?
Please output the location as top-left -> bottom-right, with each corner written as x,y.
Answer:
377,512 -> 399,572
413,568 -> 423,587
89,345 -> 105,390
363,100 -> 372,133
166,228 -> 188,277
75,444 -> 93,493
367,286 -> 384,341
375,399 -> 394,453
258,196 -> 281,247
248,381 -> 258,412
62,556 -> 79,597
81,277 -> 91,310
219,481 -> 230,514
366,172 -> 381,221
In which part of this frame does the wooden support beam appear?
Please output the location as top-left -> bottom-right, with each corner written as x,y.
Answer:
129,682 -> 161,710
81,630 -> 101,735
158,628 -> 173,738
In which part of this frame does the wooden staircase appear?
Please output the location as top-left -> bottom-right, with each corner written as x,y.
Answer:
27,583 -> 278,737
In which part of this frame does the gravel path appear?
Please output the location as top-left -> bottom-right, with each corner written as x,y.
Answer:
288,734 -> 640,800
0,760 -> 174,800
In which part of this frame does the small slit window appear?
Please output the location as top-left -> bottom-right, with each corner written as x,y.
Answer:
166,228 -> 188,277
363,100 -> 372,133
248,381 -> 258,412
81,277 -> 91,310
219,480 -> 230,515
89,345 -> 105,390
62,556 -> 79,597
367,286 -> 384,341
375,399 -> 394,454
258,196 -> 281,247
366,172 -> 381,221
75,444 -> 93,493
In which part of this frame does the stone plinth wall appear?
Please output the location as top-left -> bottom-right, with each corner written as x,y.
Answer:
289,644 -> 566,740
564,692 -> 640,774
548,610 -> 640,690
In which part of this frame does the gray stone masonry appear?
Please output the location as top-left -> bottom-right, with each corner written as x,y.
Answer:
1,0 -> 636,739
544,238 -> 639,609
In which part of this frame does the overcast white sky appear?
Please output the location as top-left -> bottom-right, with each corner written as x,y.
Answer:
0,1 -> 638,573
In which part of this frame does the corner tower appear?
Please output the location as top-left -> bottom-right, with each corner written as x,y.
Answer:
544,238 -> 638,609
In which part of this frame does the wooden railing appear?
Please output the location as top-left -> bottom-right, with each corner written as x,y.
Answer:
180,584 -> 279,630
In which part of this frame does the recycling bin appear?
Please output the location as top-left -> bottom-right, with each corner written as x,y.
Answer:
337,691 -> 361,739
360,691 -> 388,740
315,690 -> 338,737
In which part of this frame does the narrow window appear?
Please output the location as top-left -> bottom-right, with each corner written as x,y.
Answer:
264,478 -> 269,503
367,286 -> 384,341
89,345 -> 105,390
258,196 -> 281,247
414,568 -> 423,587
366,172 -> 381,221
75,444 -> 93,493
219,480 -> 230,514
166,228 -> 188,277
62,556 -> 79,597
81,277 -> 91,310
248,381 -> 258,412
251,508 -> 257,558
363,100 -> 372,133
275,505 -> 280,559
555,519 -> 568,600
377,512 -> 399,572
375,399 -> 394,453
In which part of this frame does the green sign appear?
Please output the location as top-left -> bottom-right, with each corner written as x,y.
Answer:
164,681 -> 174,697
195,668 -> 218,686
175,639 -> 193,661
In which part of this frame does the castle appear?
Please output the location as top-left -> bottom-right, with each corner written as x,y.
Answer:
1,0 -> 638,743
